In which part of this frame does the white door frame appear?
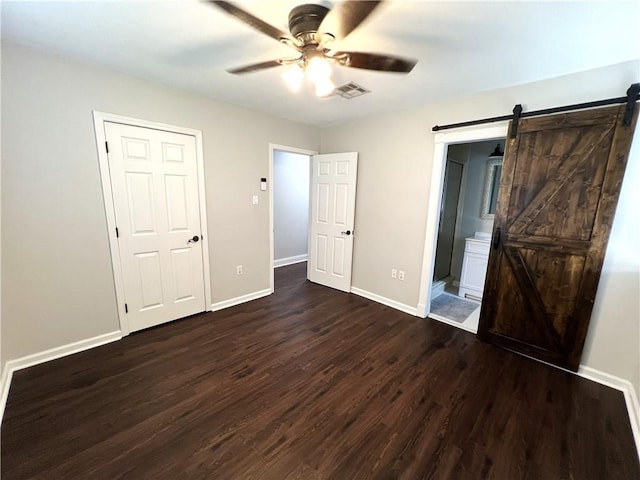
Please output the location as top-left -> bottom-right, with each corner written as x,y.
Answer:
417,124 -> 508,318
268,143 -> 317,292
93,111 -> 212,336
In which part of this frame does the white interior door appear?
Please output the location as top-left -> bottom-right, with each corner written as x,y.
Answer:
308,152 -> 358,292
105,122 -> 206,332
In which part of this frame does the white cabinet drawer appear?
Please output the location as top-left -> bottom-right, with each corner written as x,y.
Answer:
465,239 -> 490,255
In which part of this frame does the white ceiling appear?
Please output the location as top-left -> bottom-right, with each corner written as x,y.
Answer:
2,1 -> 639,126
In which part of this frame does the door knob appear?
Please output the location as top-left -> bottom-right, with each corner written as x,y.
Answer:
188,235 -> 200,244
341,230 -> 352,236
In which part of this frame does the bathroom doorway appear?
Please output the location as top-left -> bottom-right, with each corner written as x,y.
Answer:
428,138 -> 506,332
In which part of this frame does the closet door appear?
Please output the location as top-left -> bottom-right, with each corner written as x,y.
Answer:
477,104 -> 638,371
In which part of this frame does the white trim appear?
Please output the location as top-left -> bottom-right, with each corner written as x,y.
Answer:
0,363 -> 14,424
351,287 -> 418,316
269,144 -> 317,293
211,289 -> 272,312
0,331 -> 121,423
428,313 -> 477,334
577,366 -> 640,459
626,386 -> 640,459
511,354 -> 640,460
417,124 -> 508,319
274,254 -> 308,268
92,111 -> 213,336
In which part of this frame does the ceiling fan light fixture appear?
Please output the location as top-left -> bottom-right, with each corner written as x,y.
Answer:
306,55 -> 332,83
314,76 -> 335,97
283,64 -> 304,92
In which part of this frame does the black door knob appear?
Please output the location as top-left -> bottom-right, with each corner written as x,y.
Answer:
188,235 -> 200,244
341,230 -> 352,236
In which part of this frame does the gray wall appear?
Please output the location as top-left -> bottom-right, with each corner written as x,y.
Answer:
1,42 -> 319,363
450,140 -> 502,282
273,151 -> 310,263
2,41 -> 638,402
319,60 -> 640,397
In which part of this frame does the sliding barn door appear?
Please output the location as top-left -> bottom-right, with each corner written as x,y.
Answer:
477,104 -> 638,371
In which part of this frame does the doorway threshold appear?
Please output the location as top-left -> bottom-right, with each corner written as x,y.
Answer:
428,299 -> 480,334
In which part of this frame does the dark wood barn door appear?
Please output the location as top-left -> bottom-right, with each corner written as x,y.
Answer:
477,104 -> 638,371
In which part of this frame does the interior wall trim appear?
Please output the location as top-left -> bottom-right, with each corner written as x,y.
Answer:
211,289 -> 272,313
351,287 -> 418,317
578,365 -> 640,459
274,254 -> 308,268
0,330 -> 122,423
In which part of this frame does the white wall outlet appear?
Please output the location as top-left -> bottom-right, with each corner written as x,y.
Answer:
252,195 -> 259,205
398,270 -> 405,281
391,268 -> 397,279
236,265 -> 243,275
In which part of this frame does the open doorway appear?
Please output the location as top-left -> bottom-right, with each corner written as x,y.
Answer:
430,139 -> 505,332
417,125 -> 508,333
269,144 -> 316,292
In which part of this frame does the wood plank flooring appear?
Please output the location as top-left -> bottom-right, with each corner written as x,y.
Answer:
2,263 -> 639,479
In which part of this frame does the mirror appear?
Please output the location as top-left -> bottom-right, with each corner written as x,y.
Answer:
481,159 -> 503,218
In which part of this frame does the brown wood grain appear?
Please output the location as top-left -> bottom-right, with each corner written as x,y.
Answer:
478,104 -> 638,371
2,263 -> 639,479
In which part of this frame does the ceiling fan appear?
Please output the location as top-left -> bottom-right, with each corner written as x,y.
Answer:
209,1 -> 417,96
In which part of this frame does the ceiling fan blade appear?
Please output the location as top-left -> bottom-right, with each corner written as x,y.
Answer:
318,1 -> 384,40
209,1 -> 289,43
336,52 -> 417,73
227,59 -> 283,75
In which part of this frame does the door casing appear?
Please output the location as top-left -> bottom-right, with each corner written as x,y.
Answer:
94,111 -> 212,336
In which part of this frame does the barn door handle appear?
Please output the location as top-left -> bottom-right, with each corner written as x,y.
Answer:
188,235 -> 200,244
492,228 -> 501,249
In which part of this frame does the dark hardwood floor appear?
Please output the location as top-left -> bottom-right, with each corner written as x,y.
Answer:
2,262 -> 639,479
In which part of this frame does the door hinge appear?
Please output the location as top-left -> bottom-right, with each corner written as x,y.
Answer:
115,227 -> 119,238
125,303 -> 128,313
105,141 -> 109,153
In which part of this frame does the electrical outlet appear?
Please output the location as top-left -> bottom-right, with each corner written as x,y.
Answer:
391,268 -> 397,279
398,270 -> 405,281
252,195 -> 259,205
236,265 -> 243,275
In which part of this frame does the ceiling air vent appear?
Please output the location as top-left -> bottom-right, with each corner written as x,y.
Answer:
333,82 -> 371,99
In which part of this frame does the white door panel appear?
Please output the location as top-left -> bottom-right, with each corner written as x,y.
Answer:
105,122 -> 205,332
308,152 -> 358,292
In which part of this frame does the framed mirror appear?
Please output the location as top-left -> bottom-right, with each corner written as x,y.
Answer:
481,158 -> 503,218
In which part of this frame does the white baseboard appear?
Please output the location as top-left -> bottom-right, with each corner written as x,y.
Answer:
350,287 -> 418,316
577,366 -> 640,459
431,280 -> 446,298
0,330 -> 122,423
1,363 -> 15,425
211,289 -> 272,312
274,254 -> 308,268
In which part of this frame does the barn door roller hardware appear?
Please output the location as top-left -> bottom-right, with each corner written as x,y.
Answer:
432,82 -> 640,133
623,83 -> 640,127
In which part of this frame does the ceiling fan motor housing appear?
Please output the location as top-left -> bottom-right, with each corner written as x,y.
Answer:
288,4 -> 330,39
